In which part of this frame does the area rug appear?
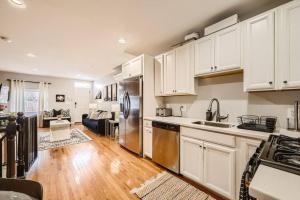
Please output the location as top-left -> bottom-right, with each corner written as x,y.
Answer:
131,171 -> 216,200
38,128 -> 92,151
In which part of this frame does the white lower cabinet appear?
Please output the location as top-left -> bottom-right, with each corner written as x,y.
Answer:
235,137 -> 261,200
180,136 -> 204,184
143,126 -> 152,158
203,142 -> 236,200
180,134 -> 236,200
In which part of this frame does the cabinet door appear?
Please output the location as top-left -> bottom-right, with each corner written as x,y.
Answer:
235,138 -> 261,200
180,136 -> 204,184
143,127 -> 152,158
203,142 -> 235,200
278,1 -> 300,89
175,43 -> 195,94
122,62 -> 130,79
243,11 -> 275,91
154,54 -> 164,96
163,50 -> 176,95
215,24 -> 241,71
129,56 -> 143,77
194,35 -> 215,75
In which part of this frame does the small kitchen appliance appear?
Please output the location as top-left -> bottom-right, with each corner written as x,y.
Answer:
156,108 -> 172,117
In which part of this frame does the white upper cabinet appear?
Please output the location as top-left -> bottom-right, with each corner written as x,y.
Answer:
195,24 -> 241,77
164,50 -> 176,95
278,0 -> 300,90
154,54 -> 164,96
215,24 -> 241,72
243,10 -> 275,91
122,56 -> 143,79
162,42 -> 195,96
203,142 -> 236,200
180,136 -> 204,184
175,42 -> 195,94
194,35 -> 215,75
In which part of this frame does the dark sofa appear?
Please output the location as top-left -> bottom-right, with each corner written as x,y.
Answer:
82,112 -> 115,134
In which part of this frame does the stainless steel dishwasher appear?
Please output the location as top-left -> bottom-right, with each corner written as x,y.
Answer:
152,121 -> 180,174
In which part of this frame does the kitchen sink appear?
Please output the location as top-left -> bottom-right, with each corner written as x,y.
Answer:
192,121 -> 233,128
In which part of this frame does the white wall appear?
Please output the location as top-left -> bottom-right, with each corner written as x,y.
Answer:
163,73 -> 300,128
0,71 -> 93,122
92,74 -> 119,112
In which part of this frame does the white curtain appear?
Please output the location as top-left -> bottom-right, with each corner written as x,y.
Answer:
38,82 -> 49,127
9,80 -> 25,112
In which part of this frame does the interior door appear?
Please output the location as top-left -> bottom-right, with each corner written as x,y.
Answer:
215,24 -> 241,71
243,11 -> 275,91
125,77 -> 142,155
278,0 -> 300,89
74,87 -> 91,123
203,142 -> 235,200
163,50 -> 176,95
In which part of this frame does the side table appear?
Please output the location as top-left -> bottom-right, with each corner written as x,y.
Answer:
108,120 -> 119,140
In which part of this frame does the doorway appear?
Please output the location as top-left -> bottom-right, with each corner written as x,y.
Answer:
74,85 -> 91,123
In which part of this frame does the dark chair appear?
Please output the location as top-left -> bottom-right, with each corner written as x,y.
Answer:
82,111 -> 115,134
0,178 -> 43,200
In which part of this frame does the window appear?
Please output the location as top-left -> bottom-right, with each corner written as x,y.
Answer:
24,89 -> 39,113
0,85 -> 9,104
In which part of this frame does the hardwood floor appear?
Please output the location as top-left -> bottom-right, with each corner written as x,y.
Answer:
27,125 -> 224,200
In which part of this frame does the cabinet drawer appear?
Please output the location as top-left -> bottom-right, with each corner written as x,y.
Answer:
143,120 -> 152,128
181,127 -> 235,147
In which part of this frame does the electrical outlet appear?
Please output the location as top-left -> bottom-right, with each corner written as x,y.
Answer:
180,105 -> 187,112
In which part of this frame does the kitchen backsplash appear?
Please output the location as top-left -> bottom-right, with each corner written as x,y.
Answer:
163,73 -> 300,129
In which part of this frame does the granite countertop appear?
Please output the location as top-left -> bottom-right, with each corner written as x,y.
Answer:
144,116 -> 300,140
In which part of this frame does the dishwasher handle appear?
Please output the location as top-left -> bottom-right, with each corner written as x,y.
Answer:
152,121 -> 180,132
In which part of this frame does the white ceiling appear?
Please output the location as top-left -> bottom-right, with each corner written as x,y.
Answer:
0,0 -> 290,80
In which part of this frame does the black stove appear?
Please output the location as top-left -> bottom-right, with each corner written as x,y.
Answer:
240,134 -> 300,200
259,135 -> 300,175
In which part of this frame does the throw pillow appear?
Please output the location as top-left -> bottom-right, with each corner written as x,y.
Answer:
43,111 -> 51,118
49,109 -> 54,117
98,111 -> 112,119
61,109 -> 70,117
53,109 -> 62,117
90,111 -> 100,120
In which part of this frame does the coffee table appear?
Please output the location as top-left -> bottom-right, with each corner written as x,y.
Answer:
50,120 -> 71,142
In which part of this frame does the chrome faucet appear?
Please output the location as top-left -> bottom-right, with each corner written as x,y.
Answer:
206,98 -> 229,122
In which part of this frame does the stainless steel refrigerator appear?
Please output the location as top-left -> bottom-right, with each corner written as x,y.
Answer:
119,76 -> 143,156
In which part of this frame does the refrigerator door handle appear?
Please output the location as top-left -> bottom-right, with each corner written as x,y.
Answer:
126,91 -> 131,117
124,91 -> 130,119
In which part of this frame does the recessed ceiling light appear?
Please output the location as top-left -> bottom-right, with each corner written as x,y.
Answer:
27,53 -> 36,58
118,38 -> 127,44
8,0 -> 26,8
0,36 -> 12,43
32,68 -> 38,72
